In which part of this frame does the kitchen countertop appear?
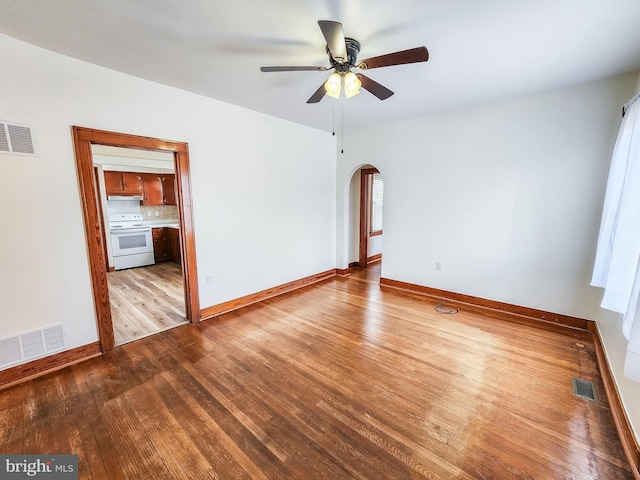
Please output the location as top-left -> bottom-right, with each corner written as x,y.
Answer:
143,220 -> 180,229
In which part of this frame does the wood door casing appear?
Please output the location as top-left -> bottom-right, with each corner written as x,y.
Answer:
72,126 -> 200,352
93,167 -> 110,271
359,168 -> 378,268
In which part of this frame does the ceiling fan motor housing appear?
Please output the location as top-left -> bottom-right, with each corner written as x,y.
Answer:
327,37 -> 361,72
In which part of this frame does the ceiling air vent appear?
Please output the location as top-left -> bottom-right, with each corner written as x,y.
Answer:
0,121 -> 39,156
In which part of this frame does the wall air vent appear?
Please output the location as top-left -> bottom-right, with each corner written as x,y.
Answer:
0,121 -> 39,156
0,324 -> 65,370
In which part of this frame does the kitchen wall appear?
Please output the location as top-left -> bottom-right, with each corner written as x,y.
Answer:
140,205 -> 178,221
337,70 -> 640,441
0,33 -> 336,363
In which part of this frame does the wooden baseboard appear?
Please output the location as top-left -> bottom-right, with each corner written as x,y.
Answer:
336,268 -> 351,276
348,261 -> 360,269
0,342 -> 102,390
591,327 -> 640,479
367,253 -> 382,264
200,269 -> 337,319
379,277 -> 592,333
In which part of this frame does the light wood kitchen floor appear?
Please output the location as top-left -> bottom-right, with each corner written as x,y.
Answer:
107,261 -> 187,345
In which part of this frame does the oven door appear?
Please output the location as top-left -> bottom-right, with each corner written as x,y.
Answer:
110,228 -> 153,257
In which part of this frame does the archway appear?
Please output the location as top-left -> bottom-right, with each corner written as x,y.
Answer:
345,164 -> 384,271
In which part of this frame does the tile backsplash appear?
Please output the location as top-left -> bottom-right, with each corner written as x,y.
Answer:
140,205 -> 178,220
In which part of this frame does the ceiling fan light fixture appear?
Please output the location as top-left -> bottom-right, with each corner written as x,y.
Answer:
324,72 -> 342,98
261,21 -> 429,104
344,71 -> 361,98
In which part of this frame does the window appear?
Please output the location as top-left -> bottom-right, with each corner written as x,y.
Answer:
370,173 -> 383,234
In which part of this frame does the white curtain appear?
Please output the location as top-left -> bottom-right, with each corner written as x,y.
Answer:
591,93 -> 640,382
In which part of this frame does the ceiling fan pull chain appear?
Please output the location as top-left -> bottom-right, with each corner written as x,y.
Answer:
341,102 -> 344,154
332,103 -> 335,136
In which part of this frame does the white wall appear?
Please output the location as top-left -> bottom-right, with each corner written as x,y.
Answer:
0,33 -> 336,362
338,71 -> 640,440
339,73 -> 636,319
368,234 -> 383,258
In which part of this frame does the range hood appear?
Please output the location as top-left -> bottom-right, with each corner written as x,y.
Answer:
107,195 -> 142,201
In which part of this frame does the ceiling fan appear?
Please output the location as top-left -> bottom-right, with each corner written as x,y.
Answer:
260,20 -> 429,103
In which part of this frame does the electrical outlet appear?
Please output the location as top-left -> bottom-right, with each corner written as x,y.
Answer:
205,275 -> 213,284
435,261 -> 442,271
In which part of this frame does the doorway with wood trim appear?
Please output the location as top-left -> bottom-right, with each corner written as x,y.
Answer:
358,167 -> 384,269
72,127 -> 200,353
93,146 -> 187,345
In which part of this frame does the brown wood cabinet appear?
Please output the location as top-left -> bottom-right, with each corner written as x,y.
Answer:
104,170 -> 174,204
167,228 -> 181,263
142,174 -> 176,206
104,171 -> 143,196
161,175 -> 176,205
143,175 -> 164,206
153,227 -> 180,263
104,171 -> 121,194
152,228 -> 170,262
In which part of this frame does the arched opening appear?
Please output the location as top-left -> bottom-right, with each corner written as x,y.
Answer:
347,165 -> 384,275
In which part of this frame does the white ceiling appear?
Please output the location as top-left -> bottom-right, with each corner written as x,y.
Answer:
1,1 -> 640,133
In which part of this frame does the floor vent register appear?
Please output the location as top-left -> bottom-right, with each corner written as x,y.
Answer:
572,377 -> 597,402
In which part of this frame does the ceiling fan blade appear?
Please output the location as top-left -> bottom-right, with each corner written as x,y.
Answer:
318,20 -> 347,64
356,74 -> 394,100
306,83 -> 326,103
260,66 -> 329,72
358,46 -> 429,70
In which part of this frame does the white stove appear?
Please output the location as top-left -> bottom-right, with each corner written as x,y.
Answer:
109,213 -> 147,231
108,214 -> 154,270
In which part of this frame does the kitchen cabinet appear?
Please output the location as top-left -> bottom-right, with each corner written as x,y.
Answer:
153,227 -> 180,263
161,175 -> 176,205
152,228 -> 170,262
104,171 -> 121,194
167,228 -> 181,263
104,171 -> 143,196
142,173 -> 176,206
143,175 -> 163,206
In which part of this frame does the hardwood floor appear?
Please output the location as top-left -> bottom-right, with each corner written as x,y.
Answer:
0,264 -> 633,479
107,262 -> 187,345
